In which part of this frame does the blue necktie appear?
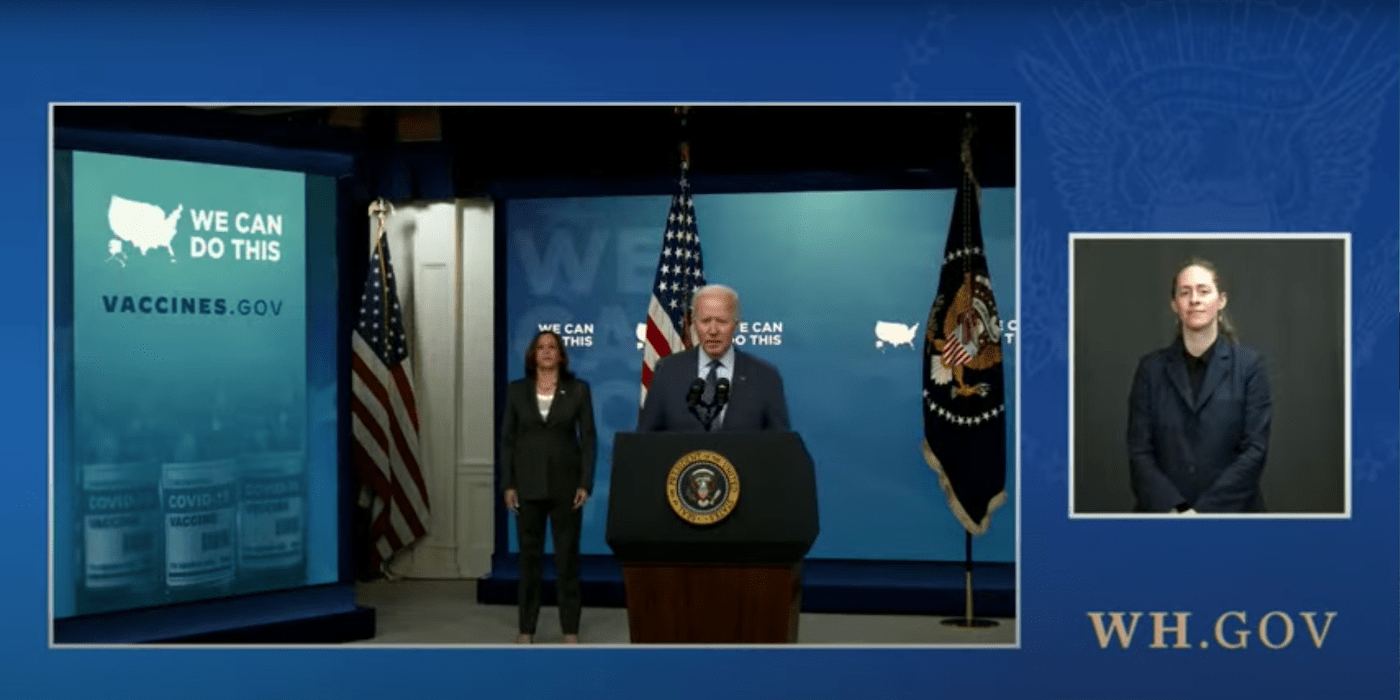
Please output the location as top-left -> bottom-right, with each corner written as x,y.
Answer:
703,359 -> 719,404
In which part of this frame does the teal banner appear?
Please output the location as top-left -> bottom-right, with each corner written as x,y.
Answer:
67,151 -> 312,614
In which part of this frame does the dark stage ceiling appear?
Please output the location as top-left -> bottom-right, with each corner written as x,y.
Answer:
54,104 -> 1017,196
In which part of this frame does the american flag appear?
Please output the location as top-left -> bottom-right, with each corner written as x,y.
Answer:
640,171 -> 706,408
351,226 -> 430,571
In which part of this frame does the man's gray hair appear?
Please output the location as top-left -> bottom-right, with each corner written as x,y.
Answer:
691,284 -> 741,322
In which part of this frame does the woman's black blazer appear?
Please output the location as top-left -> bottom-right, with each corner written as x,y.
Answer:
500,377 -> 597,501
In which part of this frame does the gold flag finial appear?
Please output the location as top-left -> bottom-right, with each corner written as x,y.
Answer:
368,198 -> 394,235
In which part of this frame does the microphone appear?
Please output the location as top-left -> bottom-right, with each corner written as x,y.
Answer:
685,378 -> 706,409
685,378 -> 713,431
714,378 -> 731,407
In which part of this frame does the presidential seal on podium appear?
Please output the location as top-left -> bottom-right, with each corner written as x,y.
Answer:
666,450 -> 740,526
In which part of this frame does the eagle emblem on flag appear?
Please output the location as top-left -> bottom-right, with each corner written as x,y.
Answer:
928,272 -> 1002,399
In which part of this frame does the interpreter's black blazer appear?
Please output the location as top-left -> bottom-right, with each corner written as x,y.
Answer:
500,376 -> 597,502
1127,338 -> 1272,513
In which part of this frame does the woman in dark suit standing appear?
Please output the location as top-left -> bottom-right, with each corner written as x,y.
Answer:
1127,258 -> 1272,514
500,330 -> 596,643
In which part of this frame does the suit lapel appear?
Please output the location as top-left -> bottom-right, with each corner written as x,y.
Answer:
543,381 -> 568,425
1194,343 -> 1232,411
722,352 -> 746,431
1165,342 -> 1193,411
521,382 -> 542,426
671,348 -> 705,431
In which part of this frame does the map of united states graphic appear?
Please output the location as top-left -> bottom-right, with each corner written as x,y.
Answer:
107,194 -> 183,264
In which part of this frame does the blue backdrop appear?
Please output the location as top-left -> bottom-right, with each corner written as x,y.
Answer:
504,189 -> 1017,562
15,1 -> 1399,699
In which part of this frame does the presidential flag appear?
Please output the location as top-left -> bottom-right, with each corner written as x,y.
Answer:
640,167 -> 707,408
351,225 -> 431,571
921,160 -> 1007,536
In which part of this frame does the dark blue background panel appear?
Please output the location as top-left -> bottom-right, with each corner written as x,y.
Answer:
14,1 -> 1399,699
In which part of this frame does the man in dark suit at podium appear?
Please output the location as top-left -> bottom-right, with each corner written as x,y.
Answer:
638,284 -> 791,433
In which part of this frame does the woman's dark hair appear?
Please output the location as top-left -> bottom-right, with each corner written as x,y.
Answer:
1169,256 -> 1237,342
524,329 -> 574,379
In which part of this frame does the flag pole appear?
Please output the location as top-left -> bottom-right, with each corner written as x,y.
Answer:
940,112 -> 998,630
365,197 -> 397,581
371,199 -> 392,356
676,105 -> 696,349
941,531 -> 997,628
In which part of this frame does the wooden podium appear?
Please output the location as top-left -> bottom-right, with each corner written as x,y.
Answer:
606,431 -> 819,644
620,562 -> 802,644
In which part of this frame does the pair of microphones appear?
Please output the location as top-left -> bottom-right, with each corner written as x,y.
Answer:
686,376 -> 731,432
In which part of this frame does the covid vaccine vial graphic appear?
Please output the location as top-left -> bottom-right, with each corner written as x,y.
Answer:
237,449 -> 307,594
77,417 -> 163,615
80,462 -> 163,612
237,397 -> 308,593
161,412 -> 238,603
